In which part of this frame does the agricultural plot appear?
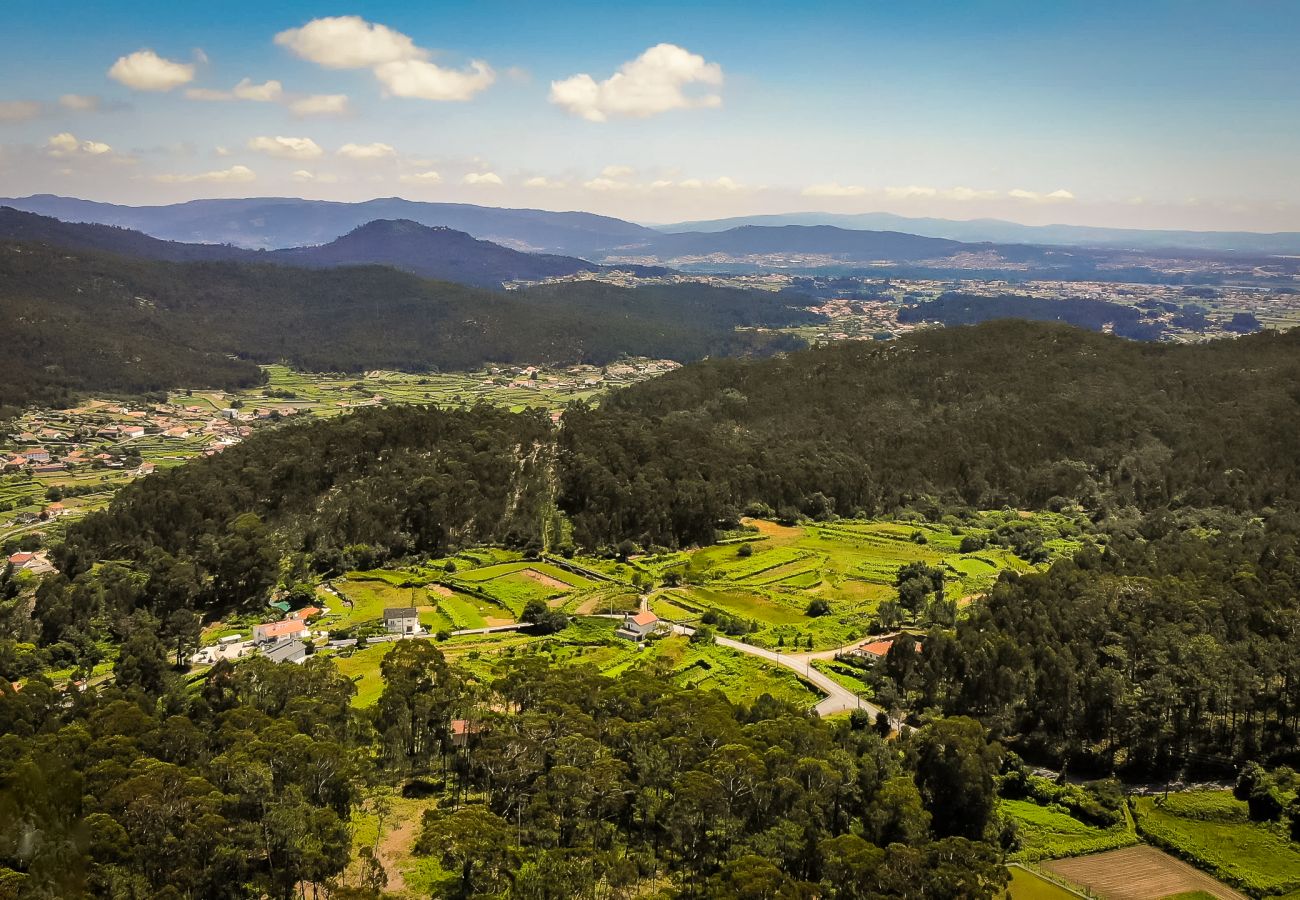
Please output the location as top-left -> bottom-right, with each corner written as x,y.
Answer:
1002,798 -> 1138,862
1044,846 -> 1249,900
639,512 -> 1086,650
1007,866 -> 1084,900
1133,793 -> 1300,898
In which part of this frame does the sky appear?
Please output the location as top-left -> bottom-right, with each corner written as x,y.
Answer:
0,0 -> 1297,231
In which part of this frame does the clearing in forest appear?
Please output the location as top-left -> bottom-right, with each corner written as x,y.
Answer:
1044,846 -> 1248,900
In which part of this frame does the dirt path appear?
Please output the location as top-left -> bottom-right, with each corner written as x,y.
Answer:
377,815 -> 419,894
520,567 -> 573,590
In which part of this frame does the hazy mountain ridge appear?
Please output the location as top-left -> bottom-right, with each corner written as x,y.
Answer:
654,211 -> 1300,255
0,207 -> 654,288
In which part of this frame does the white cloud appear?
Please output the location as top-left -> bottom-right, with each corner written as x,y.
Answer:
524,176 -> 564,188
1009,187 -> 1075,202
549,43 -> 723,122
247,135 -> 323,159
583,177 -> 627,191
802,182 -> 869,197
186,79 -> 283,102
275,16 -> 426,69
291,169 -> 339,184
0,100 -> 43,122
650,179 -> 675,189
154,164 -> 255,184
214,145 -> 231,157
108,49 -> 195,92
373,59 -> 495,101
462,171 -> 503,186
58,94 -> 101,112
337,142 -> 396,160
45,132 -> 113,158
885,185 -> 938,199
290,94 -> 351,117
601,164 -> 635,178
945,186 -> 998,201
276,15 -> 495,103
399,170 -> 443,185
679,176 -> 745,191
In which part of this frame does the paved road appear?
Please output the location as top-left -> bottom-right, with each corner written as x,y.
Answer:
668,623 -> 891,723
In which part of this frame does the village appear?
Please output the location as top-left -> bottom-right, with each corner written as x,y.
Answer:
0,358 -> 680,547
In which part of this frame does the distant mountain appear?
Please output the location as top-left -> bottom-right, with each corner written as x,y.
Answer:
0,239 -> 807,411
0,207 -> 651,288
642,224 -> 968,260
268,220 -> 605,287
654,211 -> 1300,256
0,194 -> 656,256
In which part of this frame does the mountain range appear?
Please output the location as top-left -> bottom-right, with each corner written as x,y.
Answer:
8,194 -> 1300,259
653,211 -> 1300,255
0,207 -> 657,288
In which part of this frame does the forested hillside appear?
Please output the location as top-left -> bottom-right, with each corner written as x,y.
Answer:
0,241 -> 808,412
559,321 -> 1300,546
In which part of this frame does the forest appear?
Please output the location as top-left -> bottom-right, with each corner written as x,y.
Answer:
0,240 -> 810,413
5,319 -> 1300,896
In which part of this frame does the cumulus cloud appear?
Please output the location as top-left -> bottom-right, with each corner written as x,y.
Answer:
337,142 -> 396,160
679,176 -> 744,191
187,78 -> 284,103
549,43 -> 723,122
275,16 -> 425,69
108,49 -> 195,92
45,132 -> 113,158
601,164 -> 635,178
524,176 -> 565,188
802,182 -> 868,197
462,171 -> 503,185
373,59 -> 495,101
291,169 -> 339,183
0,100 -> 43,122
58,95 -> 102,112
583,177 -> 627,191
1009,187 -> 1075,202
885,185 -> 937,199
399,170 -> 442,185
290,94 -> 351,117
247,135 -> 323,159
276,15 -> 494,102
154,164 -> 255,184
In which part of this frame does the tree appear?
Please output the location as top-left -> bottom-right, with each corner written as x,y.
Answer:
912,717 -> 1001,840
373,641 -> 462,770
805,598 -> 831,617
416,807 -> 515,898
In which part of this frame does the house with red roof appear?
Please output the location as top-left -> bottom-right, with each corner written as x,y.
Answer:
252,618 -> 309,645
616,609 -> 663,642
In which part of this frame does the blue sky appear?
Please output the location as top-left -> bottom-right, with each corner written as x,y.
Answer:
1,0 -> 1296,229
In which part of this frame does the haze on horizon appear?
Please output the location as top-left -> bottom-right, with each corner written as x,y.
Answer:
1,0 -> 1296,233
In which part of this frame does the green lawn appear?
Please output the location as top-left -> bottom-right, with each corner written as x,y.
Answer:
1007,866 -> 1081,899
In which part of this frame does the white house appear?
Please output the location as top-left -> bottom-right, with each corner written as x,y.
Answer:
615,609 -> 662,642
252,619 -> 308,645
384,607 -> 420,636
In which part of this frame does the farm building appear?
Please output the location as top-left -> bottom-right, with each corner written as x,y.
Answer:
252,619 -> 308,645
262,639 -> 309,665
616,610 -> 663,642
384,607 -> 420,636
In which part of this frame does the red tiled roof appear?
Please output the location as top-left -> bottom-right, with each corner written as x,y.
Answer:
257,619 -> 308,638
629,610 -> 658,626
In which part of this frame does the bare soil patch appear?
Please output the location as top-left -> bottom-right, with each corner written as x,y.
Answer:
520,567 -> 572,590
1044,846 -> 1248,900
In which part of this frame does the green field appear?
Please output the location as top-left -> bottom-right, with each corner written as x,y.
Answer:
1007,866 -> 1082,899
1133,792 -> 1300,898
1002,798 -> 1138,862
